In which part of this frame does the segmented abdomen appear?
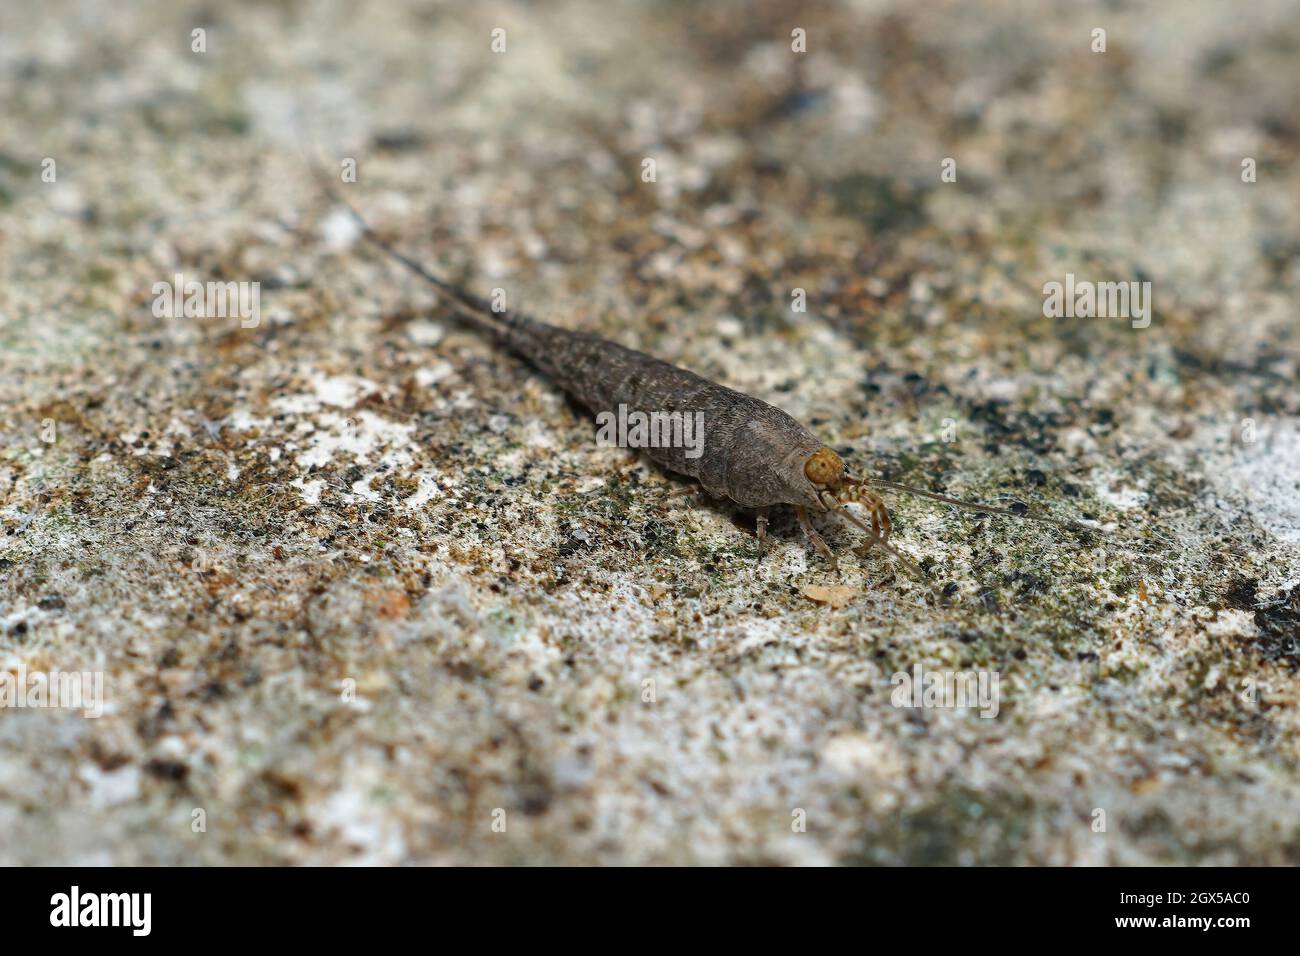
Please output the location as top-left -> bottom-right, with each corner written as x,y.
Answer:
500,317 -> 822,506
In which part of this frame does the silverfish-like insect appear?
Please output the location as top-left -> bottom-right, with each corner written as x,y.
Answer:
324,190 -> 1089,575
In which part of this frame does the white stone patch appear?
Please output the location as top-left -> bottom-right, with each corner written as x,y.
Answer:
79,763 -> 141,808
320,208 -> 362,251
272,373 -> 381,415
403,472 -> 442,508
1203,609 -> 1258,638
225,409 -> 270,432
49,183 -> 88,217
311,769 -> 408,866
983,377 -> 1022,402
811,324 -> 839,348
289,476 -> 317,504
1091,471 -> 1150,510
822,733 -> 903,779
715,316 -> 743,337
449,388 -> 479,412
241,81 -> 299,143
407,322 -> 446,347
1211,419 -> 1300,546
523,419 -> 557,450
806,55 -> 878,132
293,410 -> 415,472
414,360 -> 454,388
1059,427 -> 1099,455
724,615 -> 788,657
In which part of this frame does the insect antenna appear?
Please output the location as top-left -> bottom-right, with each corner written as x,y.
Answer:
864,478 -> 1099,534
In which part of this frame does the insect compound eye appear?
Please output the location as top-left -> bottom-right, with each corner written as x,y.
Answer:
803,447 -> 844,487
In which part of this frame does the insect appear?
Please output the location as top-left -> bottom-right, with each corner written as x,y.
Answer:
322,187 -> 1089,575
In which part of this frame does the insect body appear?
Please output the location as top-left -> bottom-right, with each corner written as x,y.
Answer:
333,202 -> 915,572
513,327 -> 906,570
326,188 -> 1087,575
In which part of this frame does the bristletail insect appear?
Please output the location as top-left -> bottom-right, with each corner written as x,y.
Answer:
318,185 -> 1095,577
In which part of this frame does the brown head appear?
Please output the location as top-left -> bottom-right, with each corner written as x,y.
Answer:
803,446 -> 845,491
802,445 -> 881,519
801,446 -> 914,569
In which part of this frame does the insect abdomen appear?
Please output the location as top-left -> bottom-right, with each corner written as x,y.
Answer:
502,321 -> 820,505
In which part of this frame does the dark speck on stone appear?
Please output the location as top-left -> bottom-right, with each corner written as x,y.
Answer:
144,760 -> 189,782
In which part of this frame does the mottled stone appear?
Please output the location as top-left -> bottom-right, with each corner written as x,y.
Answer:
0,0 -> 1298,865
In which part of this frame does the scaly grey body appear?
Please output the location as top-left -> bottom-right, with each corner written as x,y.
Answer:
329,193 -> 981,573
342,221 -> 840,519
499,319 -> 826,510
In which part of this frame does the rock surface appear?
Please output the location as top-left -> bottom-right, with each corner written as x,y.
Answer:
1,0 -> 1298,864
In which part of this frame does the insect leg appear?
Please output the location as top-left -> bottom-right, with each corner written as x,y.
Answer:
858,501 -> 886,559
795,505 -> 839,571
866,491 -> 892,542
819,492 -> 921,577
